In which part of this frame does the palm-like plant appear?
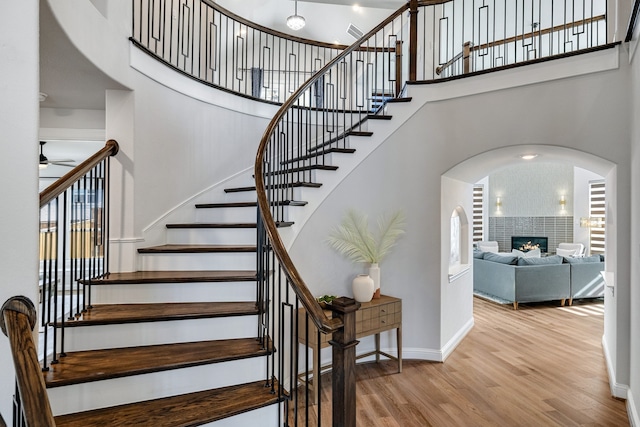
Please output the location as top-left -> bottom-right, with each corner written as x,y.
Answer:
327,209 -> 405,264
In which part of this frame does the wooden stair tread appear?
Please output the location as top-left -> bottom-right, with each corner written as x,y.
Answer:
264,164 -> 338,176
54,379 -> 281,426
225,182 -> 322,193
54,383 -> 279,426
281,148 -> 356,164
367,114 -> 392,120
165,221 -> 293,229
308,130 -> 373,152
82,270 -> 258,285
194,200 -> 307,209
387,97 -> 412,103
138,244 -> 256,253
44,337 -> 271,388
52,301 -> 259,327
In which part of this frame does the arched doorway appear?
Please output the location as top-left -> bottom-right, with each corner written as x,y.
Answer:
442,144 -> 626,398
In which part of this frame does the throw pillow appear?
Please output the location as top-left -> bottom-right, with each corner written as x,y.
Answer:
517,255 -> 563,266
525,248 -> 541,258
483,252 -> 518,265
556,248 -> 576,257
478,244 -> 498,253
511,249 -> 525,257
473,250 -> 485,259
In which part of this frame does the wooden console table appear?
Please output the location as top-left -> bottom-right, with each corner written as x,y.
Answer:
297,294 -> 402,404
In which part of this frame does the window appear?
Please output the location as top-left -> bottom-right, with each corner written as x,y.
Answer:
589,180 -> 605,255
473,184 -> 484,242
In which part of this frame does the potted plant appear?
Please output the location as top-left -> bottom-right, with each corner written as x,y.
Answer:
327,209 -> 405,300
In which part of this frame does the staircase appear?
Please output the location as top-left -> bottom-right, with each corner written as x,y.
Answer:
34,101 -> 409,426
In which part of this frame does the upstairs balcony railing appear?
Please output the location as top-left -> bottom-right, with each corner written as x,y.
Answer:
132,0 -> 608,103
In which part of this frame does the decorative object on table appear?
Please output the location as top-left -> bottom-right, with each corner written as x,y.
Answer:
351,274 -> 375,302
316,294 -> 337,309
327,209 -> 405,299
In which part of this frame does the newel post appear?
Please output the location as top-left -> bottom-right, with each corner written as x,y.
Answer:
408,0 -> 419,81
463,41 -> 472,74
329,297 -> 360,427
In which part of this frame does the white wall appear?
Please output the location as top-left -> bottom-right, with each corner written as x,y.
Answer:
291,48 -> 631,373
489,163 -> 574,217
0,1 -> 40,423
627,6 -> 640,423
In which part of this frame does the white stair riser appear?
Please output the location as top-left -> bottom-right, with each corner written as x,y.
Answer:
57,316 -> 258,352
139,252 -> 256,271
91,281 -> 256,304
206,403 -> 280,427
195,206 -> 258,223
222,191 -> 257,203
166,228 -> 257,245
48,356 -> 269,416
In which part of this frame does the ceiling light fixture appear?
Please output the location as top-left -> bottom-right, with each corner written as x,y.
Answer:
287,0 -> 305,31
520,154 -> 538,160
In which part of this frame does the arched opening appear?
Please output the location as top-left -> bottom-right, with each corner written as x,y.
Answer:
441,144 -> 621,392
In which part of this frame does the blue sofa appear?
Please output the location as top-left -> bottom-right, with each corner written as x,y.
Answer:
473,252 -> 606,309
473,252 -> 570,309
564,256 -> 606,304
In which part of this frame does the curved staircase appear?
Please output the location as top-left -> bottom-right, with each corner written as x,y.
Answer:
38,104 -> 411,425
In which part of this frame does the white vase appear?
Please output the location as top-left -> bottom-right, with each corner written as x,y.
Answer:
352,274 -> 374,303
369,263 -> 381,299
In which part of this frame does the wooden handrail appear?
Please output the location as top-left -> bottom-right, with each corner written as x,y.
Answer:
1,296 -> 56,427
39,139 -> 119,207
254,3 -> 409,335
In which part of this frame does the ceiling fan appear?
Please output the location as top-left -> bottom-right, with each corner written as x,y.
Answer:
39,141 -> 76,169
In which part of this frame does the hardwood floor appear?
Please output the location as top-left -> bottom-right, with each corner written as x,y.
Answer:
292,297 -> 629,426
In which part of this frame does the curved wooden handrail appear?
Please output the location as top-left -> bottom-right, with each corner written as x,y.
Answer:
254,3 -> 410,334
626,0 -> 640,42
1,296 -> 56,427
39,139 -> 119,207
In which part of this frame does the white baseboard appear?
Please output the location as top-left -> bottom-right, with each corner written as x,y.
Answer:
442,317 -> 475,362
628,388 -> 639,427
601,335 -> 630,399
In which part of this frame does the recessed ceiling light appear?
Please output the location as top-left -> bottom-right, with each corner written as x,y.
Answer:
520,154 -> 538,160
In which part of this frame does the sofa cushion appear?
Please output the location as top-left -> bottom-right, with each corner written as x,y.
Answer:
473,250 -> 485,259
483,252 -> 518,265
517,255 -> 563,266
563,255 -> 602,264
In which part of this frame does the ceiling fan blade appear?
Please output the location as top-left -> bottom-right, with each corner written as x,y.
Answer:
49,161 -> 76,167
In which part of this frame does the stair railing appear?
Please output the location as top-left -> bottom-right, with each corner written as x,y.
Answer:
1,296 -> 56,427
254,4 -> 412,426
39,139 -> 119,374
132,0 -> 351,104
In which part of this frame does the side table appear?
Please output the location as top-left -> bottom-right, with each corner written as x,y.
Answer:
297,294 -> 402,404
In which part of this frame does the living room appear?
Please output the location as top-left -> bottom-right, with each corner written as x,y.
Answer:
471,160 -> 606,309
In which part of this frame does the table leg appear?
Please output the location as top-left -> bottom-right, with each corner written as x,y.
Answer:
375,333 -> 380,363
397,325 -> 402,373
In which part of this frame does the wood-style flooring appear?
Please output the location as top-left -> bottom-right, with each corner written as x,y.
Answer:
292,297 -> 629,426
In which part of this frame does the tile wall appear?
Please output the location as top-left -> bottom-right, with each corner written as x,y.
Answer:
488,216 -> 573,253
